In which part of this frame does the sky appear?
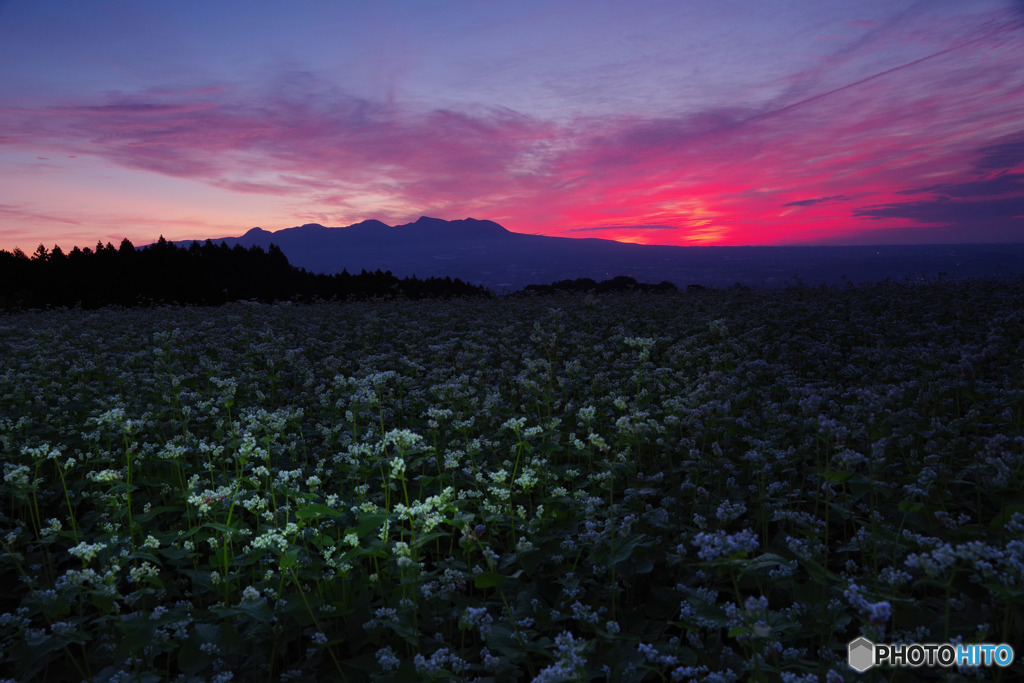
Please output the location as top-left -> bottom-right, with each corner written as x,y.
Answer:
1,0 -> 1023,251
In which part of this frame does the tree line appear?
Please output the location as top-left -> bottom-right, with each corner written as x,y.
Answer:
518,275 -> 677,295
0,237 -> 492,309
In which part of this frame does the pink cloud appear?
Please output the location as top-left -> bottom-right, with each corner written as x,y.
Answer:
3,9 -> 1023,249
0,203 -> 83,226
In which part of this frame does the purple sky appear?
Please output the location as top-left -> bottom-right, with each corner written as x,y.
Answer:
2,0 -> 1023,250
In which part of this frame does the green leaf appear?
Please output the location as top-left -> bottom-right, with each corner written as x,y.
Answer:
87,589 -> 118,615
483,623 -> 525,661
385,617 -> 421,647
280,547 -> 300,569
116,613 -> 158,653
990,504 -> 1024,528
125,550 -> 161,564
353,513 -> 386,537
799,553 -> 835,585
158,545 -> 191,561
473,571 -> 509,588
609,534 -> 647,566
213,600 -> 275,624
821,469 -> 854,483
237,599 -> 275,623
192,622 -> 222,646
296,502 -> 344,519
411,530 -> 450,548
738,552 -> 787,576
136,505 -> 179,520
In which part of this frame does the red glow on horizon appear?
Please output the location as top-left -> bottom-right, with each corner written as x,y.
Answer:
2,13 -> 1023,253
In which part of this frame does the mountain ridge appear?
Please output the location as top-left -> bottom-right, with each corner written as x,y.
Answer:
164,217 -> 1024,291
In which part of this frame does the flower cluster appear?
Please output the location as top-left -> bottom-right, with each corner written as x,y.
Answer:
1,280 -> 1021,681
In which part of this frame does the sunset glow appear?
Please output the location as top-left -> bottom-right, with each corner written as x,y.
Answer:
2,0 -> 1023,251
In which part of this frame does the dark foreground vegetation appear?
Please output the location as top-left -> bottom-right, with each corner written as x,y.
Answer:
0,238 -> 491,308
2,277 -> 1023,681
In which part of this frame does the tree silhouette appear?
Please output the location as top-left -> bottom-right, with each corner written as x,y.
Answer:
0,236 -> 494,309
520,275 -> 677,296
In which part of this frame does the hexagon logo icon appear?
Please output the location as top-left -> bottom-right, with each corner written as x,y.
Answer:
848,637 -> 875,672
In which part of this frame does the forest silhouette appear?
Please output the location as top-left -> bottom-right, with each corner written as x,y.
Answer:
517,276 -> 678,295
0,237 -> 492,309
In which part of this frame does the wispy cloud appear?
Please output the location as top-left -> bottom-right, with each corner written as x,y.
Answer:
898,173 -> 1024,198
10,80 -> 556,192
569,224 -> 678,233
783,195 -> 849,207
2,1 -> 1022,247
847,126 -> 1024,243
853,170 -> 1024,243
852,196 -> 1024,243
0,203 -> 82,226
973,132 -> 1024,170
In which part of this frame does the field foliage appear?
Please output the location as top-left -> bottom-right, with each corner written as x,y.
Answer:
2,279 -> 1024,681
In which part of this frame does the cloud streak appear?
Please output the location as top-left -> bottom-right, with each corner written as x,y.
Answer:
2,2 -> 1023,248
0,203 -> 82,226
783,196 -> 849,207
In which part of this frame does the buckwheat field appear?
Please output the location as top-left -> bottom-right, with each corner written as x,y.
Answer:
3,278 -> 1023,681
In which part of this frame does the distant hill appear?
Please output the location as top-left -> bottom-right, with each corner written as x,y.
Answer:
169,217 -> 1024,290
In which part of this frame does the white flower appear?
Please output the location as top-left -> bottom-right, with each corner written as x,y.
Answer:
692,529 -> 759,561
380,428 -> 424,452
389,456 -> 406,478
127,562 -> 158,583
69,541 -> 107,564
376,646 -> 400,671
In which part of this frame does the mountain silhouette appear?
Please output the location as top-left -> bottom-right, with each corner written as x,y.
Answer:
176,217 -> 1024,290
